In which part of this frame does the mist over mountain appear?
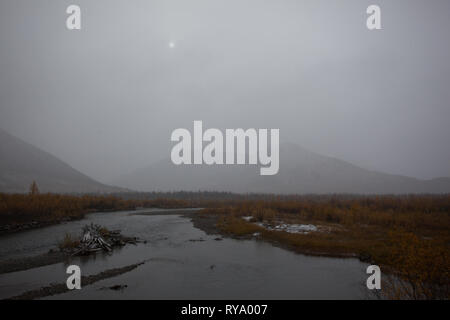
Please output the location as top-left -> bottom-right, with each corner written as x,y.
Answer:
1,126 -> 448,195
0,129 -> 122,193
115,143 -> 450,194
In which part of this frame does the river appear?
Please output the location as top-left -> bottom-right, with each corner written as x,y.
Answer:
0,209 -> 371,299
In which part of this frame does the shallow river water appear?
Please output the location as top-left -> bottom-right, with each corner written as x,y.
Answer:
0,209 -> 371,299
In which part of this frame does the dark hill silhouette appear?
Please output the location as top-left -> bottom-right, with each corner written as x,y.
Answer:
0,129 -> 123,193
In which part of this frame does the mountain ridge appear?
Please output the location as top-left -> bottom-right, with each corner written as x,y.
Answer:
0,128 -> 124,194
2,128 -> 448,195
115,142 -> 450,194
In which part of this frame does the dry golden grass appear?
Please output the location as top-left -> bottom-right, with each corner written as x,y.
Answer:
58,233 -> 80,250
0,193 -> 192,227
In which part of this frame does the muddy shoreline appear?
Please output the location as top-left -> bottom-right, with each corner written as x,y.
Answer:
0,251 -> 68,275
184,213 -> 363,261
0,208 -> 201,237
0,209 -> 202,275
0,220 -> 71,236
7,261 -> 146,300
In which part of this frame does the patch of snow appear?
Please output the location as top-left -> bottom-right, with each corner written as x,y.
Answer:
244,216 -> 318,234
280,224 -> 317,233
255,222 -> 318,234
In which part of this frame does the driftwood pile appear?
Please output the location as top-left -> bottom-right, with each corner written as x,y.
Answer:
69,223 -> 140,256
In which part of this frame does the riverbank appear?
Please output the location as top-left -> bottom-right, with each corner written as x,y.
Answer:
188,213 -> 360,259
0,208 -> 203,276
0,193 -> 193,236
132,210 -> 365,259
0,251 -> 67,275
189,198 -> 450,300
7,261 -> 146,300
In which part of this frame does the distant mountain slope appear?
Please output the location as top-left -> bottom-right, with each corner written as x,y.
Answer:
116,143 -> 450,194
0,129 -> 122,193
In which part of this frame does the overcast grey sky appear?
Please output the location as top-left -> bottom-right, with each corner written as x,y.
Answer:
1,0 -> 449,183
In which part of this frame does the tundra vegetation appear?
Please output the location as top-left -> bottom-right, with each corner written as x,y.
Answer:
0,190 -> 191,229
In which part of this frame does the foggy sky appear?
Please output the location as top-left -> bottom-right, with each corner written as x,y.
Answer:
1,0 -> 449,183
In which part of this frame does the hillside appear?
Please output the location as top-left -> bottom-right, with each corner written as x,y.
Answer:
0,129 -> 123,194
116,143 -> 450,194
